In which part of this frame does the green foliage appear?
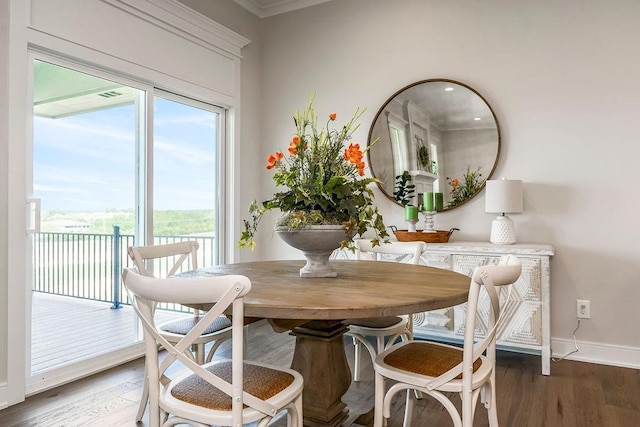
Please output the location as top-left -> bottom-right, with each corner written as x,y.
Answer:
393,171 -> 415,206
418,145 -> 430,168
153,210 -> 215,235
239,94 -> 389,251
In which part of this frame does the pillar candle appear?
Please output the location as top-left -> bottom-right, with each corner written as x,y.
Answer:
423,192 -> 434,211
405,205 -> 418,220
434,192 -> 444,211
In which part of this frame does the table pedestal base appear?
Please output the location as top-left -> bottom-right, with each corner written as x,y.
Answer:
291,320 -> 352,427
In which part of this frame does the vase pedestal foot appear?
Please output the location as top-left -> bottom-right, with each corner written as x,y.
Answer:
300,251 -> 336,277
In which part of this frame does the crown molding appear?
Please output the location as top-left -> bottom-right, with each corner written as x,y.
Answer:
233,0 -> 333,19
106,0 -> 250,58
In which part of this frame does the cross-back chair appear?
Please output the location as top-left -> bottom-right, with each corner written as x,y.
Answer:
345,239 -> 427,382
122,268 -> 303,427
128,241 -> 233,421
373,255 -> 522,427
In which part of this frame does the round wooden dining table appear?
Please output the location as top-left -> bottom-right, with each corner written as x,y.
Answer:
181,260 -> 470,427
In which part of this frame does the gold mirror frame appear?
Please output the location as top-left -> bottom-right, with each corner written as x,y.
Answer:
367,79 -> 501,211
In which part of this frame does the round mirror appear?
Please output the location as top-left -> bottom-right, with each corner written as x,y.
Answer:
367,79 -> 500,211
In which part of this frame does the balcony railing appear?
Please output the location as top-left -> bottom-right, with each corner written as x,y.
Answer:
32,226 -> 216,312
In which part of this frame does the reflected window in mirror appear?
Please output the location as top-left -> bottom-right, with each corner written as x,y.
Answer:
368,79 -> 500,211
386,112 -> 409,177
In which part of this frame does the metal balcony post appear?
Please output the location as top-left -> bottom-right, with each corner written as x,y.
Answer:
111,225 -> 122,309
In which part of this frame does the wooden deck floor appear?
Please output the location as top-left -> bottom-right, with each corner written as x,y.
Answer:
31,292 -> 182,373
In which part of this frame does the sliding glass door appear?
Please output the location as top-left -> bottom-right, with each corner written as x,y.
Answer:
31,59 -> 142,374
29,57 -> 225,386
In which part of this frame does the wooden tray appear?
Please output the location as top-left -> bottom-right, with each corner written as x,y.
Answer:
392,228 -> 458,243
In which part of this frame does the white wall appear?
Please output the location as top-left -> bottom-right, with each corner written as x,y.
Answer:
0,0 -> 29,407
0,0 -> 10,403
252,0 -> 640,364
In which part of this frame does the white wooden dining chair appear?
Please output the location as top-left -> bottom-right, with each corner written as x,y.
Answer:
122,268 -> 304,427
345,239 -> 426,382
128,241 -> 233,421
373,255 -> 522,427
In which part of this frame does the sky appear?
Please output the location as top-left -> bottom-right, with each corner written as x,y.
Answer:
33,97 -> 218,212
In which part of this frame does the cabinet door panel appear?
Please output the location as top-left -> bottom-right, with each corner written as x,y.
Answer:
453,255 -> 543,346
420,253 -> 452,269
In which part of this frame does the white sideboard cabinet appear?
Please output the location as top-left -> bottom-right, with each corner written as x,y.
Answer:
412,242 -> 554,375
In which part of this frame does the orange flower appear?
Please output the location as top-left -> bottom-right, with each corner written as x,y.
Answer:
329,112 -> 337,121
288,135 -> 306,155
451,178 -> 459,187
288,136 -> 298,155
344,143 -> 363,165
266,151 -> 283,169
357,161 -> 365,176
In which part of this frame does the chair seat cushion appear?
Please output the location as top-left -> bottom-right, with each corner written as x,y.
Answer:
160,315 -> 232,336
170,361 -> 295,410
344,316 -> 404,328
383,342 -> 481,378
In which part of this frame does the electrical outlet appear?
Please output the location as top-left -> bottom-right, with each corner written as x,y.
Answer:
577,299 -> 590,319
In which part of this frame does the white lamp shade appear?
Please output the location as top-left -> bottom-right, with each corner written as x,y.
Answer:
485,179 -> 523,214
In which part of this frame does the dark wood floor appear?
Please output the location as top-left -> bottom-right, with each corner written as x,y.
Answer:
2,320 -> 639,426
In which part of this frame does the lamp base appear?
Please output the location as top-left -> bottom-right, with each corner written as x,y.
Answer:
490,215 -> 517,245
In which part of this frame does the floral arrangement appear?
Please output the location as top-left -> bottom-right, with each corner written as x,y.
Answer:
238,94 -> 389,250
446,165 -> 483,207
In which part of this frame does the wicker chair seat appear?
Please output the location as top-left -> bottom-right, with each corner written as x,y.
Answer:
383,341 -> 481,379
170,360 -> 295,410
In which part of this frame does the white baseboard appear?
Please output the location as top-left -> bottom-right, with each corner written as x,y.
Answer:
552,338 -> 640,370
0,384 -> 7,410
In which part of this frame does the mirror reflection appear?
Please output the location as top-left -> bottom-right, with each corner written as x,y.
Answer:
367,79 -> 500,211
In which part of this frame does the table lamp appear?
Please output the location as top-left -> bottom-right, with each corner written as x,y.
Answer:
485,178 -> 523,244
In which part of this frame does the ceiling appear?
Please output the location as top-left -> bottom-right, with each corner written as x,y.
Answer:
34,60 -> 136,119
396,82 -> 496,131
232,0 -> 333,18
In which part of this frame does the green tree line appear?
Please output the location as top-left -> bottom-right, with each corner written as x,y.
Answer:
41,209 -> 215,236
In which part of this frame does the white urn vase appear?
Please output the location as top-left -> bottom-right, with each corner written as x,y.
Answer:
274,225 -> 350,278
